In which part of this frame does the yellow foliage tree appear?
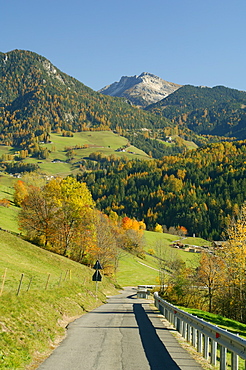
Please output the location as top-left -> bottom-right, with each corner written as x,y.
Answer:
154,224 -> 163,233
88,211 -> 118,275
218,201 -> 246,321
14,180 -> 28,206
197,252 -> 225,312
19,177 -> 95,258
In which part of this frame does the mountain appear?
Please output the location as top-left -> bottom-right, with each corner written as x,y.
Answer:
98,72 -> 182,107
146,84 -> 246,139
0,50 -> 171,150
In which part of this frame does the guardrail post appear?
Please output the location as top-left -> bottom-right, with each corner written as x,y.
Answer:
203,335 -> 209,360
211,339 -> 217,366
173,313 -> 177,329
180,319 -> 183,336
192,327 -> 197,348
197,330 -> 203,353
187,323 -> 191,343
231,351 -> 238,370
171,311 -> 174,326
182,321 -> 187,339
154,296 -> 160,311
220,345 -> 227,370
176,317 -> 181,333
164,308 -> 167,319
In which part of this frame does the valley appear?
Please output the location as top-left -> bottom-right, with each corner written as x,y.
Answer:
1,49 -> 246,369
1,50 -> 246,241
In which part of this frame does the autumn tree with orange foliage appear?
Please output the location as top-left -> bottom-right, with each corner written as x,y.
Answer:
120,217 -> 145,257
0,198 -> 10,207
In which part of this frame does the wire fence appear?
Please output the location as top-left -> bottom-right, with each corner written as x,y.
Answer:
0,268 -> 75,296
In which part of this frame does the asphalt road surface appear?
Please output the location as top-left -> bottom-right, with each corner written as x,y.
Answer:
38,287 -> 203,370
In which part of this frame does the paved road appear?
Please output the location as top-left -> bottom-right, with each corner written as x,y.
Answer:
38,287 -> 203,370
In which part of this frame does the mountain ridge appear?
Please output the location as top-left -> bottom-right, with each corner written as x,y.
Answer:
146,84 -> 246,139
1,48 -> 246,150
0,50 -> 171,150
99,72 -> 182,107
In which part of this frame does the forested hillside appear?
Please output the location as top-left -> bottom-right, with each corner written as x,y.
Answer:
0,50 -> 171,151
77,140 -> 246,240
146,85 -> 246,139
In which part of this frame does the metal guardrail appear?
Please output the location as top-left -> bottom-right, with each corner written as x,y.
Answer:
154,292 -> 246,370
137,285 -> 155,299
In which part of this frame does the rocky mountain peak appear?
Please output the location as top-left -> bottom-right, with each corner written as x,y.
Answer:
98,72 -> 182,107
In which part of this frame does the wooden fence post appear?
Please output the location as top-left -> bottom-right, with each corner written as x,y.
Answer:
63,270 -> 68,281
27,276 -> 33,292
17,273 -> 24,296
0,268 -> 7,296
45,273 -> 51,290
58,273 -> 62,287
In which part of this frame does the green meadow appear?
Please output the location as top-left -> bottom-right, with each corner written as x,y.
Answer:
116,251 -> 159,287
0,176 -> 20,234
28,131 -> 149,177
0,131 -> 150,179
143,230 -> 205,267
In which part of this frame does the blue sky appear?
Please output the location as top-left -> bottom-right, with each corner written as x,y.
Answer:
1,0 -> 246,92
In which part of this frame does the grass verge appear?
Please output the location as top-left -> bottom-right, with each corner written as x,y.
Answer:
0,230 -> 118,369
178,306 -> 246,338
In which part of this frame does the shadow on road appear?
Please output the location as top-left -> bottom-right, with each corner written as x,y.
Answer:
126,293 -> 137,299
133,303 -> 181,370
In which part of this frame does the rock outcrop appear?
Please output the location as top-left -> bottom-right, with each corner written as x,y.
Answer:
98,72 -> 182,107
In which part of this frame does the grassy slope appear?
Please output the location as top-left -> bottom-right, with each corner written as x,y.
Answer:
1,131 -> 150,178
0,176 -> 20,234
143,231 -> 205,267
116,230 -> 209,286
0,230 -> 119,369
116,252 -> 159,287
